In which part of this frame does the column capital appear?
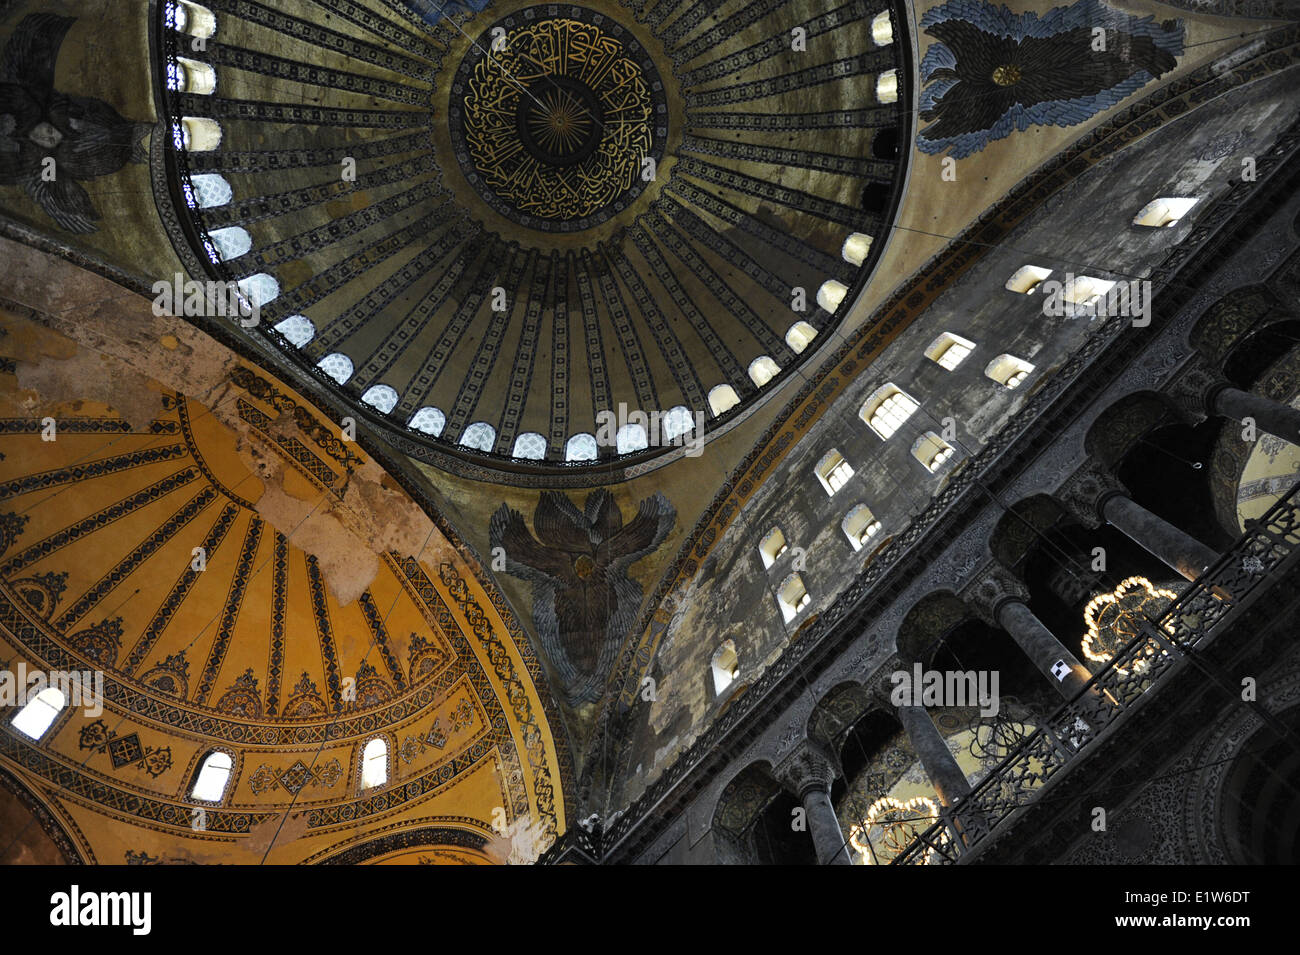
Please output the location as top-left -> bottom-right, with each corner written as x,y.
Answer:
1055,458 -> 1126,528
960,563 -> 1031,627
772,739 -> 839,799
1164,355 -> 1229,423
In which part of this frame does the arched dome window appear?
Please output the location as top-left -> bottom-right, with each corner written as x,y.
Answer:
189,173 -> 232,209
316,352 -> 354,385
925,332 -> 976,371
871,11 -> 894,46
711,640 -> 740,696
843,504 -> 882,551
361,384 -> 398,414
616,423 -> 648,454
168,57 -> 216,95
860,384 -> 918,440
11,687 -> 64,740
815,449 -> 853,496
759,527 -> 788,569
273,315 -> 314,348
912,432 -> 956,472
166,0 -> 216,38
776,573 -> 810,623
748,356 -> 781,388
708,384 -> 740,417
175,117 -> 222,151
237,273 -> 279,307
512,432 -> 547,459
785,321 -> 818,354
408,407 -> 446,436
208,226 -> 251,262
876,70 -> 899,103
190,750 -> 233,802
460,422 -> 495,452
817,280 -> 848,313
986,354 -> 1035,390
565,433 -> 598,461
661,406 -> 695,443
360,738 -> 388,789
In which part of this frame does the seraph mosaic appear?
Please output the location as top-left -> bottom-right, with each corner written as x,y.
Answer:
0,14 -> 149,233
490,490 -> 674,706
916,0 -> 1184,158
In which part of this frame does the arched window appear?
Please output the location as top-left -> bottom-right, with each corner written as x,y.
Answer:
985,354 -> 1035,389
842,504 -> 882,551
190,750 -> 233,802
711,640 -> 740,696
176,117 -> 222,151
1005,265 -> 1052,294
513,432 -> 547,459
1061,275 -> 1116,308
912,432 -> 955,472
168,57 -> 216,94
11,687 -> 64,740
759,527 -> 788,569
616,423 -> 648,454
273,315 -> 314,348
208,226 -> 251,262
924,332 -> 975,371
817,280 -> 847,313
776,573 -> 810,623
841,232 -> 873,266
876,70 -> 898,104
708,384 -> 740,417
871,10 -> 894,45
661,405 -> 695,442
361,384 -> 398,414
189,173 -> 232,209
785,321 -> 818,354
748,356 -> 781,388
815,449 -> 853,496
565,433 -> 598,461
860,384 -> 918,440
360,738 -> 388,789
237,273 -> 279,307
1133,196 -> 1199,228
460,422 -> 496,452
408,407 -> 446,436
316,352 -> 354,385
167,0 -> 216,38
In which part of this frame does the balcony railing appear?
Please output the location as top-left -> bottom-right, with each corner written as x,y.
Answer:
891,483 -> 1300,865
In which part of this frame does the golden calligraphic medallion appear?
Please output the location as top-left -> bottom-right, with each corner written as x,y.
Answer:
449,7 -> 668,232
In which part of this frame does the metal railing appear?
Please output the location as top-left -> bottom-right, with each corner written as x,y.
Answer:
891,484 -> 1300,864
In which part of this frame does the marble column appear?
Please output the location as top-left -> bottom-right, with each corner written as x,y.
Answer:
773,741 -> 853,865
1214,387 -> 1300,446
897,704 -> 971,807
1101,493 -> 1220,581
996,599 -> 1095,700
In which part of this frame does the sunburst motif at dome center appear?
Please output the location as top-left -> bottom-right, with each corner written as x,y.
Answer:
451,8 -> 666,230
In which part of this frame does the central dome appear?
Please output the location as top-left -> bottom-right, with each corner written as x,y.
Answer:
450,7 -> 668,231
154,0 -> 909,476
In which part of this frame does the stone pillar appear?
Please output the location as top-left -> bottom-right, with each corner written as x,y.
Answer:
964,565 -> 1095,701
1213,386 -> 1300,446
1101,493 -> 1220,581
773,741 -> 853,866
897,705 -> 971,807
996,600 -> 1095,699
